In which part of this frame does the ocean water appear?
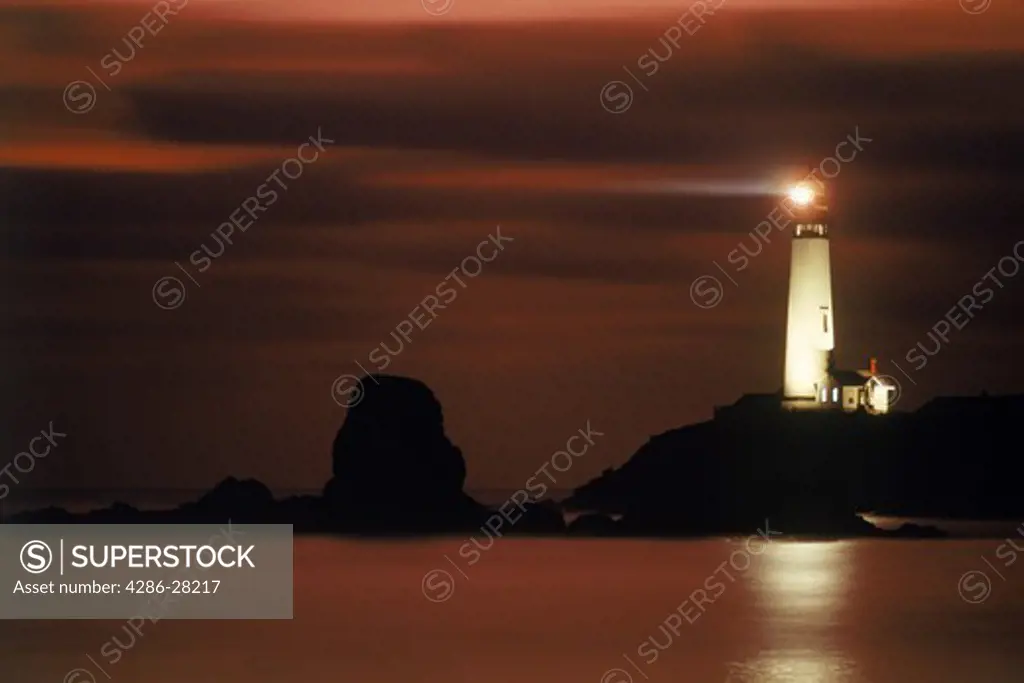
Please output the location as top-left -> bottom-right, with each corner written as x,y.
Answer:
5,537 -> 1024,682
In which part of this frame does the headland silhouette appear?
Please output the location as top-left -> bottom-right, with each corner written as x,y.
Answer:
10,375 -> 1024,538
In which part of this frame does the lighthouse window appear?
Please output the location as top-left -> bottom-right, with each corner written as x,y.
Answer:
822,313 -> 829,334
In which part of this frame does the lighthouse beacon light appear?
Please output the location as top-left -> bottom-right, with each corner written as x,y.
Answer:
787,183 -> 815,207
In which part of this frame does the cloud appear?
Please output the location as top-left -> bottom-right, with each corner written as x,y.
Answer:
4,0 -> 1024,490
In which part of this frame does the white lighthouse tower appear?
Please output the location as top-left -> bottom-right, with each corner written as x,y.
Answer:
779,181 -> 894,414
782,182 -> 834,410
711,179 -> 895,420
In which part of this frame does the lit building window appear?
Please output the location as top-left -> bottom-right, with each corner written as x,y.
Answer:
821,387 -> 828,402
832,387 -> 839,402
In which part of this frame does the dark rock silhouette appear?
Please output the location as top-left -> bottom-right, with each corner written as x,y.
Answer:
567,512 -> 622,536
9,505 -> 77,524
567,393 -> 1024,536
176,477 -> 275,522
502,499 -> 565,534
322,375 -> 488,532
890,523 -> 947,538
81,502 -> 143,523
274,494 -> 323,532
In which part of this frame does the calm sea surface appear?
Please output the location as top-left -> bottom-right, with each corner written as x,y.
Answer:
5,537 -> 1024,682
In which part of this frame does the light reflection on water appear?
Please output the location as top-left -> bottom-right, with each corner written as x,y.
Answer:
731,541 -> 857,682
758,542 -> 852,615
726,652 -> 857,683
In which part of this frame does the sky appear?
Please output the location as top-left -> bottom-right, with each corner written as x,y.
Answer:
2,0 -> 1024,497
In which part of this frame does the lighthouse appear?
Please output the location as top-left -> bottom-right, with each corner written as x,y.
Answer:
782,182 -> 834,409
780,181 -> 893,414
